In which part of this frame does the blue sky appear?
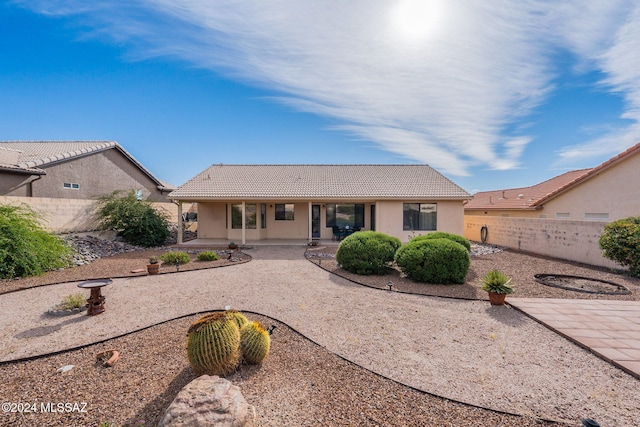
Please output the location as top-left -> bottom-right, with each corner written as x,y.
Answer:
2,1 -> 640,193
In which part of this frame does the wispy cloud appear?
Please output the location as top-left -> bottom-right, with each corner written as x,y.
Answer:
17,0 -> 640,175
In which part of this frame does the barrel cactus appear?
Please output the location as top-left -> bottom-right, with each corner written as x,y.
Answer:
226,310 -> 249,330
240,321 -> 271,365
186,312 -> 241,377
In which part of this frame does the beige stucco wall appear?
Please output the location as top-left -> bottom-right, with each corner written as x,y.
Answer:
465,209 -> 542,218
195,199 -> 465,242
1,149 -> 171,202
377,200 -> 465,242
464,215 -> 620,269
542,154 -> 640,221
1,196 -> 187,233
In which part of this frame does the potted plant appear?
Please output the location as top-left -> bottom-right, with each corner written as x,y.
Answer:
481,269 -> 514,305
228,241 -> 238,250
147,256 -> 160,275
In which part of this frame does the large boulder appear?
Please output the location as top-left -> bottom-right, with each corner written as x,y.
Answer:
159,375 -> 249,427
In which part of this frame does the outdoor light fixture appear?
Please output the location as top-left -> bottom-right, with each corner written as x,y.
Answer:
387,281 -> 393,291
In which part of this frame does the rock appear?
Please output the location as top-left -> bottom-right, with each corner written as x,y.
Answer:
159,375 -> 249,427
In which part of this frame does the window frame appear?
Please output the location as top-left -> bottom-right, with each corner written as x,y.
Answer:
403,203 -> 437,231
275,203 -> 295,221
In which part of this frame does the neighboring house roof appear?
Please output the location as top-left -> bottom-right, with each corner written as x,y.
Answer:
465,169 -> 592,211
169,164 -> 471,200
0,140 -> 173,190
466,141 -> 640,211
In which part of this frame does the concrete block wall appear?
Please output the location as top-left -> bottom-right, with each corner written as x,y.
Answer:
464,215 -> 620,269
1,196 -> 188,234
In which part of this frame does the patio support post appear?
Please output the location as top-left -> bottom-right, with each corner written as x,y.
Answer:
308,201 -> 312,242
177,202 -> 183,245
241,201 -> 246,245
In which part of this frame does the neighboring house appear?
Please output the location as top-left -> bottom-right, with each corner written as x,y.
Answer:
464,142 -> 640,268
168,164 -> 471,244
465,141 -> 640,221
0,141 -> 173,201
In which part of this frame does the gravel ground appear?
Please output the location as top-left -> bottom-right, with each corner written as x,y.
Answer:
305,244 -> 640,301
1,241 -> 639,426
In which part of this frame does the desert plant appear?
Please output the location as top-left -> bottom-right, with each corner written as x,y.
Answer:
61,293 -> 86,310
240,320 -> 271,365
187,312 -> 241,377
197,251 -> 220,261
148,256 -> 159,264
599,216 -> 640,276
412,231 -> 471,252
480,269 -> 514,294
395,238 -> 470,284
95,190 -> 170,247
0,204 -> 73,279
226,310 -> 249,330
159,251 -> 191,271
335,231 -> 401,275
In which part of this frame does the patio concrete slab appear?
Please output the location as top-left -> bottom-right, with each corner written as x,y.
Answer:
509,298 -> 640,379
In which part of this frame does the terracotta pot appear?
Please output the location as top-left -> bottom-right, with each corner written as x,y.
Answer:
488,292 -> 507,305
228,244 -> 238,250
147,263 -> 160,275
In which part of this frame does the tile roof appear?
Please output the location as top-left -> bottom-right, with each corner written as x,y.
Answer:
0,141 -> 171,189
466,140 -> 640,211
465,169 -> 592,210
169,164 -> 471,200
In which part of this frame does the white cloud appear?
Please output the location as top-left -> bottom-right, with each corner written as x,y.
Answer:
17,0 -> 640,175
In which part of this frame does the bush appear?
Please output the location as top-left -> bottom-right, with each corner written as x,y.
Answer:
0,204 -> 72,279
197,251 -> 220,261
95,190 -> 170,247
412,232 -> 471,252
335,231 -> 401,275
395,238 -> 470,284
160,251 -> 191,270
599,216 -> 640,276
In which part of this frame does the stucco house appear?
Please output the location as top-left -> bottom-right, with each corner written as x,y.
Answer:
465,141 -> 640,221
0,141 -> 173,202
169,164 -> 471,244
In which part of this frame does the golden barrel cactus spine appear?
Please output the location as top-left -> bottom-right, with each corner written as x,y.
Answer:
240,321 -> 271,365
187,312 -> 241,377
226,310 -> 249,330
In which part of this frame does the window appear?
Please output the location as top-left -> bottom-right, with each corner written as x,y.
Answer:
403,203 -> 437,231
555,212 -> 570,218
275,203 -> 295,220
63,182 -> 79,190
261,204 -> 267,228
326,204 -> 364,228
231,204 -> 257,229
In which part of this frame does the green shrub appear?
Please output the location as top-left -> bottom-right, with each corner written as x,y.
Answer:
412,232 -> 471,252
197,251 -> 220,261
395,238 -> 470,284
0,204 -> 73,279
95,190 -> 170,247
160,251 -> 191,270
599,216 -> 640,276
61,293 -> 87,310
335,231 -> 401,275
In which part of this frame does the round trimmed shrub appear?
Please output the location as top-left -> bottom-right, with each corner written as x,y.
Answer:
395,238 -> 470,284
599,216 -> 640,276
335,231 -> 401,275
412,232 -> 471,252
